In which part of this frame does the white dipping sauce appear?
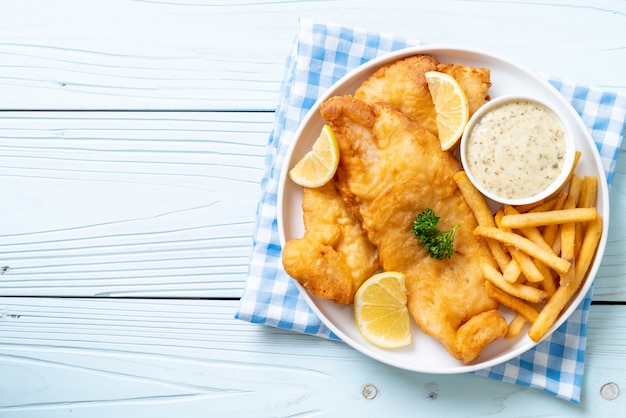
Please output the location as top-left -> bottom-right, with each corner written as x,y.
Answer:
464,100 -> 566,200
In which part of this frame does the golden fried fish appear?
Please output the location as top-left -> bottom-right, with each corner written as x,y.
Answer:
282,181 -> 380,304
355,55 -> 491,136
320,96 -> 507,363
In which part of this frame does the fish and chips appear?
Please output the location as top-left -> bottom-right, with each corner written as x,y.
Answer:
281,53 -> 602,363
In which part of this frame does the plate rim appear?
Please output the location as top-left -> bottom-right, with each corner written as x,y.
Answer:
276,44 -> 610,374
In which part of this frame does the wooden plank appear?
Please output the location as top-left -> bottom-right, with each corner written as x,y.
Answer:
0,112 -> 270,297
0,297 -> 624,416
0,0 -> 624,110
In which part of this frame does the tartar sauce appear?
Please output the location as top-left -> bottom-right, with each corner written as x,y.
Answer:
465,100 -> 566,200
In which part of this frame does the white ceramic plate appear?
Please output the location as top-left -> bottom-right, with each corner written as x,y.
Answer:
277,45 -> 609,374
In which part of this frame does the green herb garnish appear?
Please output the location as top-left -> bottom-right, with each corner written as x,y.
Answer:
412,208 -> 459,260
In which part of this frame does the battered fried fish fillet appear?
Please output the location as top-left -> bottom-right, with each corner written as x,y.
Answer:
354,55 -> 491,136
355,55 -> 441,135
320,96 -> 507,363
436,62 -> 492,115
282,181 -> 380,304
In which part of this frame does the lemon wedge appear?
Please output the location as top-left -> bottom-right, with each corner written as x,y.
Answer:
425,71 -> 470,151
288,124 -> 340,188
354,271 -> 412,349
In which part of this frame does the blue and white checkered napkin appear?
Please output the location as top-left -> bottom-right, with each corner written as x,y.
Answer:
235,19 -> 626,403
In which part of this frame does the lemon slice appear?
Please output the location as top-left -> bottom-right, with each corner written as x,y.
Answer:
288,125 -> 340,188
354,271 -> 412,349
425,71 -> 470,151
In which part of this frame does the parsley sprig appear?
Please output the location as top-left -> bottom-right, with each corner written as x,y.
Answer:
412,208 -> 459,260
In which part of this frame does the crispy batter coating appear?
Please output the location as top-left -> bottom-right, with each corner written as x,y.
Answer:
355,55 -> 441,135
320,96 -> 506,363
436,62 -> 492,116
282,182 -> 379,304
355,55 -> 491,136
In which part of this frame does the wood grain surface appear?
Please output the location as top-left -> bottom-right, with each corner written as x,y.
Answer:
0,0 -> 625,416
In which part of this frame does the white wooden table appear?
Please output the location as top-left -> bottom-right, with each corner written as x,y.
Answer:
1,1 -> 624,416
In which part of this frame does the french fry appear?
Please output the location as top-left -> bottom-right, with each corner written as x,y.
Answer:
504,205 -> 551,282
481,261 -> 548,304
489,241 -> 511,273
499,207 -> 597,229
527,197 -> 558,213
542,192 -> 568,247
494,208 -> 523,283
504,204 -> 556,260
559,175 -> 582,285
537,262 -> 557,297
494,207 -> 505,227
505,217 -> 558,294
551,233 -> 562,257
506,244 -> 545,283
505,314 -> 528,339
578,175 -> 599,237
502,258 -> 523,283
559,221 -> 576,286
579,176 -> 598,209
576,176 -> 598,255
498,207 -> 545,282
565,174 -> 583,208
486,281 -> 540,323
453,171 -> 511,271
513,200 -> 545,215
574,215 -> 603,285
528,215 -> 603,342
507,230 -> 556,287
453,172 -> 494,226
574,222 -> 584,259
474,226 -> 572,275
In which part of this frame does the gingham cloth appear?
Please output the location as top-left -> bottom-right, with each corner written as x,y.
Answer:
235,19 -> 626,403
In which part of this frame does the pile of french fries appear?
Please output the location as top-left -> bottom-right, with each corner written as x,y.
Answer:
453,151 -> 603,343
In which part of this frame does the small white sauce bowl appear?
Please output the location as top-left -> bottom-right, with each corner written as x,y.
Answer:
460,95 -> 577,206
